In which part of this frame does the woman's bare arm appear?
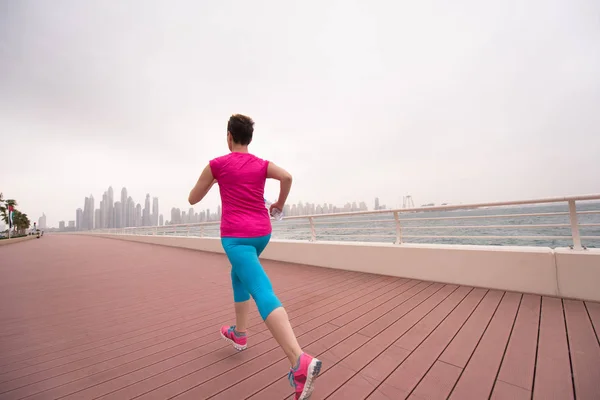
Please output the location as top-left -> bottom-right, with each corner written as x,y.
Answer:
188,165 -> 216,205
267,162 -> 293,208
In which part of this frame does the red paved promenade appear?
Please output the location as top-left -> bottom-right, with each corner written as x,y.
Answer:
1,236 -> 599,399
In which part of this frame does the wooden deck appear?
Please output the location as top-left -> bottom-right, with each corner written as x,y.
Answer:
1,236 -> 599,400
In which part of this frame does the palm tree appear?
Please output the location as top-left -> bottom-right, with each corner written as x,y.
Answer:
13,210 -> 30,234
0,199 -> 17,226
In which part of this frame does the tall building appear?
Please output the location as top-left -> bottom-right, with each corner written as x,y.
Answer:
159,214 -> 164,226
114,202 -> 122,228
135,204 -> 142,227
101,191 -> 108,228
68,220 -> 75,229
83,197 -> 90,230
108,186 -> 114,228
94,209 -> 101,229
59,221 -> 65,230
152,197 -> 159,226
127,196 -> 134,227
374,197 -> 380,211
99,199 -> 104,228
38,213 -> 47,230
76,208 -> 83,230
143,194 -> 151,226
171,207 -> 181,224
120,187 -> 127,227
84,195 -> 94,230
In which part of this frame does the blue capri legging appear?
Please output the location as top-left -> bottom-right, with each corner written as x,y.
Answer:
221,234 -> 282,320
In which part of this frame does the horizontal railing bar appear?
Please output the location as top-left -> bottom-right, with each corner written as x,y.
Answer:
398,211 -> 571,222
303,210 -> 597,225
314,227 -> 393,231
280,194 -> 600,221
311,234 -> 600,240
302,223 -> 600,232
316,234 -> 397,238
401,223 -> 598,230
313,219 -> 395,226
400,235 -> 600,240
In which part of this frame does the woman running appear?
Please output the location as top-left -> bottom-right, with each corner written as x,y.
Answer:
188,114 -> 321,400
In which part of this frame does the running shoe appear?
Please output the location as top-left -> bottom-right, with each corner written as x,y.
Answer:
220,325 -> 247,351
288,353 -> 322,400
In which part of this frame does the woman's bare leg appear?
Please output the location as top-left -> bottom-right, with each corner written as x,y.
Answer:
265,307 -> 303,366
235,300 -> 250,332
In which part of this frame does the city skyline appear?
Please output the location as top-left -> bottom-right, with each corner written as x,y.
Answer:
53,185 -> 394,230
59,186 -> 163,231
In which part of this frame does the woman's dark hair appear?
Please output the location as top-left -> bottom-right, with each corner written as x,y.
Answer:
227,114 -> 254,145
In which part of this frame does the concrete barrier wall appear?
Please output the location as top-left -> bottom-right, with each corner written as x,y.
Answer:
90,234 -> 600,301
0,236 -> 36,246
555,248 -> 600,301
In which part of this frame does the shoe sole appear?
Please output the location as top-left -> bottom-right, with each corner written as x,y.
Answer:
298,358 -> 322,400
220,331 -> 247,351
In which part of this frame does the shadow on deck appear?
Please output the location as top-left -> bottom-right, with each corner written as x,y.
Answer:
0,236 -> 599,399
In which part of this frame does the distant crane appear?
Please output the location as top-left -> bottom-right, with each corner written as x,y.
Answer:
402,195 -> 414,209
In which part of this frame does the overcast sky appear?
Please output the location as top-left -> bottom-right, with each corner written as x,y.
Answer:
1,0 -> 599,227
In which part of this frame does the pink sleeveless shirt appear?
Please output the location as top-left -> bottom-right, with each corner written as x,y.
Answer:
209,152 -> 272,238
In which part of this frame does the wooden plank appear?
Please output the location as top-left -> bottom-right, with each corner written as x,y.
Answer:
585,301 -> 600,343
408,360 -> 461,400
532,297 -> 574,400
491,380 -> 531,400
564,299 -> 600,400
438,290 -> 503,367
496,294 -> 540,390
449,292 -> 521,399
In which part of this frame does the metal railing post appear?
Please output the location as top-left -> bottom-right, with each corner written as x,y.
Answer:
568,200 -> 582,250
309,217 -> 316,242
394,211 -> 402,244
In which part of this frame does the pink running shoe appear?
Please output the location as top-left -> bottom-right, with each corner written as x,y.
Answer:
220,325 -> 247,351
288,353 -> 322,400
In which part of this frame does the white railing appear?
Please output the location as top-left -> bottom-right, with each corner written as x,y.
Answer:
87,194 -> 600,249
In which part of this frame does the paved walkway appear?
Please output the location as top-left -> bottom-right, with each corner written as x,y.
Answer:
0,236 -> 599,399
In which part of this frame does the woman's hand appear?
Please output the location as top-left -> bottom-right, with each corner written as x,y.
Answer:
269,201 -> 284,216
